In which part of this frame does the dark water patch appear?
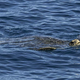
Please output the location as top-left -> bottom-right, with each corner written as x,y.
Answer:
12,0 -> 26,2
53,13 -> 73,18
72,8 -> 80,14
74,1 -> 80,6
0,2 -> 17,8
0,16 -> 27,22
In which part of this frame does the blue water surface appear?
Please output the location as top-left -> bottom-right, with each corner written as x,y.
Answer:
0,0 -> 80,80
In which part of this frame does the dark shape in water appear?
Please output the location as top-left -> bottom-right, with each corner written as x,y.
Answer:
0,36 -> 80,50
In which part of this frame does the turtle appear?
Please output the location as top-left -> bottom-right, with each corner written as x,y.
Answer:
38,39 -> 80,50
31,36 -> 80,50
0,36 -> 80,50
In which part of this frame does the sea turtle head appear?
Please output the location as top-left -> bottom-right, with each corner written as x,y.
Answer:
69,39 -> 80,46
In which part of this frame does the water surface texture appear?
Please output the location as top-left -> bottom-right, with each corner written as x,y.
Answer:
0,0 -> 80,80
